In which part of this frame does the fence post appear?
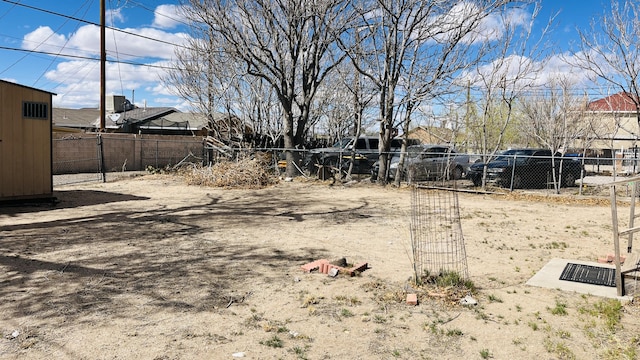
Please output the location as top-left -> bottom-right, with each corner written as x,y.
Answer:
98,134 -> 106,182
509,154 -> 517,191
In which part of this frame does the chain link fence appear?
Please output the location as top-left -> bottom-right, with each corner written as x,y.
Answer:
53,135 -> 295,187
53,134 -> 640,198
53,136 -> 104,185
53,135 -> 207,186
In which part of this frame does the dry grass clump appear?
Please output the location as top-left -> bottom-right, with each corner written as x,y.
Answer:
181,155 -> 279,189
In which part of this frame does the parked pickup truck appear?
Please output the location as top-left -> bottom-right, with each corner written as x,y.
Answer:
304,136 -> 419,176
466,148 -> 583,188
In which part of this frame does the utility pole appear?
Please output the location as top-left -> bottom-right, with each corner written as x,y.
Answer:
100,0 -> 106,131
99,0 -> 107,183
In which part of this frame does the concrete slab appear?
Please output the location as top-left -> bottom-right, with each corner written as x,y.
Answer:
526,258 -> 633,301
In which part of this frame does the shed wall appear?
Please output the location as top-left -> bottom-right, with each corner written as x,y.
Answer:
0,81 -> 53,201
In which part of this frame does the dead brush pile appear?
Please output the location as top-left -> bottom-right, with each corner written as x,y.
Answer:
181,154 -> 279,189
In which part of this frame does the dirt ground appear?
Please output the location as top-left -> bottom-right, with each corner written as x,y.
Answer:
1,174 -> 639,359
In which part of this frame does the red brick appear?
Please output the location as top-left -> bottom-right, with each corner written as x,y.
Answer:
406,293 -> 418,305
347,262 -> 368,276
602,254 -> 628,264
301,259 -> 329,272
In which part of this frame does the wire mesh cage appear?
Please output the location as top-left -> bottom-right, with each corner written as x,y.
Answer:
410,185 -> 469,282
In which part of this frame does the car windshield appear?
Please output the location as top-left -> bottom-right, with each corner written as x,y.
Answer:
332,138 -> 353,149
407,146 -> 426,158
494,149 -> 537,162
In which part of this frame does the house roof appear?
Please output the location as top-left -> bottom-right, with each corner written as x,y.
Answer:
52,105 -> 237,133
53,108 -> 100,128
119,107 -> 178,123
588,92 -> 640,112
137,112 -> 206,131
52,106 -> 179,130
162,112 -> 208,129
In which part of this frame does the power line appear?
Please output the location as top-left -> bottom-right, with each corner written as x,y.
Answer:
32,0 -> 95,87
0,0 -> 18,21
0,45 -> 179,70
0,0 -> 191,50
125,0 -> 192,28
109,0 -> 125,97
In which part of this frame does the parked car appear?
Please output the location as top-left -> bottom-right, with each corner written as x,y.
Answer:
371,144 -> 471,182
466,148 -> 583,188
304,136 -> 418,176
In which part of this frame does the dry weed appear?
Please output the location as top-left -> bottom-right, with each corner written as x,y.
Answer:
181,154 -> 279,189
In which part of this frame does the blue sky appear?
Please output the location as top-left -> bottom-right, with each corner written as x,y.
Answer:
0,0 -> 190,109
0,0 -> 616,110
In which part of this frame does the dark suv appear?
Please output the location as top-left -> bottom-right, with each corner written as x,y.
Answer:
467,148 -> 583,188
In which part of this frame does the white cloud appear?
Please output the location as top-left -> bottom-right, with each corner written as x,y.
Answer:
107,27 -> 190,60
464,5 -> 532,44
22,26 -> 69,54
152,4 -> 186,29
46,58 -> 178,108
18,5 -> 191,109
457,51 -> 603,98
416,2 -> 533,45
1,77 -> 18,84
22,22 -> 191,61
108,8 -> 125,26
535,53 -> 592,87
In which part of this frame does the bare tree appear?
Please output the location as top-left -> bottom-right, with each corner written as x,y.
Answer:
333,42 -> 378,179
166,26 -> 287,156
575,0 -> 640,131
518,78 -> 588,192
164,25 -> 246,146
179,0 -> 351,177
462,2 -> 550,188
242,77 -> 285,148
342,0 -> 518,184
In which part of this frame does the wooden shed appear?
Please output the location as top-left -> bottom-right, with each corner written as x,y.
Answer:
0,80 -> 55,202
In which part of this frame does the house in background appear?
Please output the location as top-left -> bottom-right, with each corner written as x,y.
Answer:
52,95 -> 229,137
584,92 -> 640,151
53,95 -> 193,135
406,126 -> 457,145
52,95 -> 255,143
0,80 -> 55,202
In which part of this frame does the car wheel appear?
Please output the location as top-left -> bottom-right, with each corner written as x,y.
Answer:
370,169 -> 378,182
400,169 -> 408,182
452,166 -> 463,180
562,172 -> 576,187
470,175 -> 482,187
511,174 -> 523,189
321,156 -> 340,173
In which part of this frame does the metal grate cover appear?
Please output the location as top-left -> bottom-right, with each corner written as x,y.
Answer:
559,263 -> 616,287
